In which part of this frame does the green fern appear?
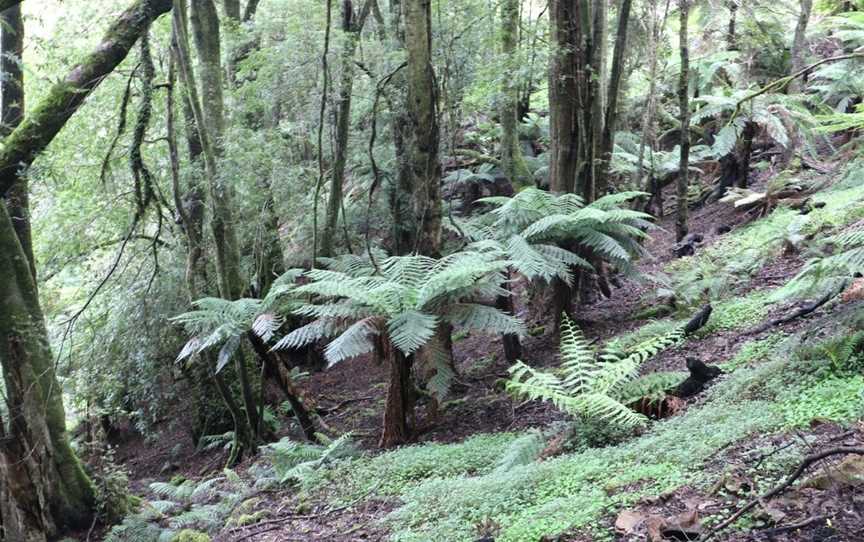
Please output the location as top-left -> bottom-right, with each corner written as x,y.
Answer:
263,433 -> 359,484
172,269 -> 305,370
507,314 -> 684,429
493,431 -> 547,473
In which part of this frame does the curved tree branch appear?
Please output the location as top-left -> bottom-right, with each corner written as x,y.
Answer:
0,0 -> 173,199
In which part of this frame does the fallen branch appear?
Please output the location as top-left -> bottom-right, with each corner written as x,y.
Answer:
704,447 -> 864,540
731,52 -> 864,123
755,515 -> 827,538
746,282 -> 846,335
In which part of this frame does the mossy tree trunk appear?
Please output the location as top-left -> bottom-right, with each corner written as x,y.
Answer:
377,0 -> 445,448
0,206 -> 96,542
1,2 -> 32,280
676,0 -> 691,242
0,0 -> 172,197
169,2 -> 236,445
499,0 -> 531,186
0,2 -> 172,539
402,0 -> 442,257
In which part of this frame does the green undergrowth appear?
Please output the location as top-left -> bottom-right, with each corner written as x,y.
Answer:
663,166 -> 864,313
299,328 -> 864,541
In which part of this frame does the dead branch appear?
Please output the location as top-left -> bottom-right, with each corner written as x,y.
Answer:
704,447 -> 864,540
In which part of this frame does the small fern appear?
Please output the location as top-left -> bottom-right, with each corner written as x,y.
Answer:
263,433 -> 359,484
493,431 -> 547,473
507,314 -> 684,429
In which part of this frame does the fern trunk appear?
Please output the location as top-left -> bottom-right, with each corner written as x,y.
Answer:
247,332 -> 318,441
496,277 -> 522,363
380,344 -> 416,448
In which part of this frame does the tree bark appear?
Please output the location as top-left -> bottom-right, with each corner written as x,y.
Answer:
379,344 -> 416,448
0,204 -> 96,541
726,0 -> 738,51
223,0 -> 241,21
499,0 -> 531,186
0,3 -> 173,539
548,0 -> 580,194
788,0 -> 813,94
634,0 -> 662,200
175,0 -> 261,457
676,0 -> 691,242
496,274 -> 522,363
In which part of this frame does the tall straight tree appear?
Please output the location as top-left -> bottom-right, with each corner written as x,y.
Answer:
596,0 -> 634,195
499,0 -> 531,186
402,0 -> 442,257
321,0 -> 374,257
789,0 -> 813,93
181,0 -> 262,458
0,2 -> 172,539
676,0 -> 691,242
548,0 -> 603,201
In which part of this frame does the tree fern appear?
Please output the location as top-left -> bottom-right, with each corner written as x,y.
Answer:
507,314 -> 684,429
273,253 -> 522,369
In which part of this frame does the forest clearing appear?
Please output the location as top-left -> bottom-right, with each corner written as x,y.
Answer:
1,0 -> 864,541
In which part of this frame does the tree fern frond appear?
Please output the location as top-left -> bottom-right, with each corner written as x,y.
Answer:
324,317 -> 380,365
387,310 -> 439,355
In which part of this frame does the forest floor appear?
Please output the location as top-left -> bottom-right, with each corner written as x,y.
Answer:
104,155 -> 864,542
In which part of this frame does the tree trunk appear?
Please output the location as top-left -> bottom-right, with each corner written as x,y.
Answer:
1,2 -> 32,280
596,0 -> 633,196
321,0 -> 372,256
223,0 -> 241,21
0,2 -> 173,539
379,343 -> 416,448
175,0 -> 260,457
402,0 -> 442,257
676,0 -> 691,242
0,204 -> 96,541
496,274 -> 522,363
788,0 -> 813,94
499,0 -> 531,186
726,0 -> 738,51
548,0 -> 580,194
634,0 -> 661,197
